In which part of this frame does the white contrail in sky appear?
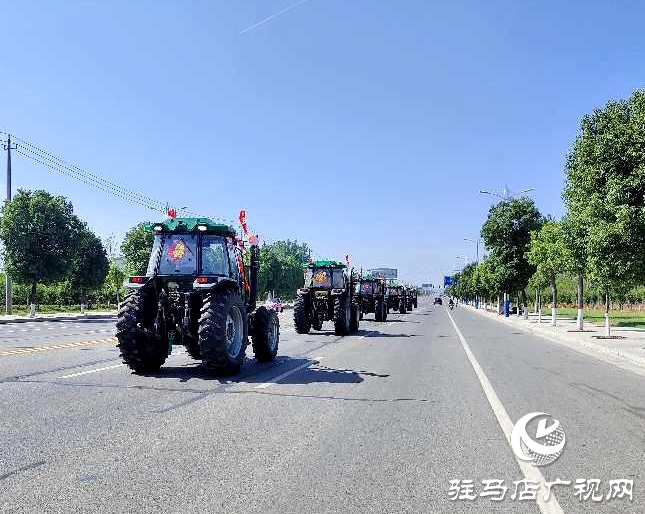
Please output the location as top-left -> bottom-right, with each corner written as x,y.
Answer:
239,0 -> 313,35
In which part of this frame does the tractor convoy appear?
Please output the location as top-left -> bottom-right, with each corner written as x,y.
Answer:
116,211 -> 420,376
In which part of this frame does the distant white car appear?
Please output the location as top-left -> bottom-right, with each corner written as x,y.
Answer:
264,297 -> 284,313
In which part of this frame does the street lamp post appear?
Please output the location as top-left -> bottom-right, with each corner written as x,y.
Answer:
478,185 -> 535,317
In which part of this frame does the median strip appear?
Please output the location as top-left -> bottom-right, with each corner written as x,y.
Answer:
0,337 -> 117,357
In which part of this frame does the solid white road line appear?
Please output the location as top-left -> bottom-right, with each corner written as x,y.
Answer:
58,364 -> 125,379
445,307 -> 566,514
255,357 -> 323,389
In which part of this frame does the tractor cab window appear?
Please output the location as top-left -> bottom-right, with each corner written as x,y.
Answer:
360,281 -> 373,294
308,268 -> 332,288
200,235 -> 229,276
156,234 -> 198,275
332,269 -> 345,288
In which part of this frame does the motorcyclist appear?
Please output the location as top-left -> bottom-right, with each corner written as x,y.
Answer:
448,298 -> 455,309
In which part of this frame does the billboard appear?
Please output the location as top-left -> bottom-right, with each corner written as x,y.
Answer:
368,268 -> 397,280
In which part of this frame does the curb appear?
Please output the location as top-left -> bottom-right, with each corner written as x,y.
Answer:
466,306 -> 645,369
0,313 -> 117,325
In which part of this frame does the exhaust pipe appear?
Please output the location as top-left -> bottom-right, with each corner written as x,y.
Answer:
247,244 -> 259,312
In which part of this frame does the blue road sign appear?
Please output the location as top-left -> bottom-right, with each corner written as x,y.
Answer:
444,276 -> 453,286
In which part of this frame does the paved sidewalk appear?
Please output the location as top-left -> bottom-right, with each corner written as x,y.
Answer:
464,304 -> 645,374
0,310 -> 117,324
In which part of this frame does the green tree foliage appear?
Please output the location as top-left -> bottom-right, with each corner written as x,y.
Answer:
480,198 -> 544,305
526,221 -> 570,309
104,262 -> 126,305
258,240 -> 310,300
121,222 -> 154,275
0,190 -> 76,303
69,218 -> 109,304
563,90 -> 645,298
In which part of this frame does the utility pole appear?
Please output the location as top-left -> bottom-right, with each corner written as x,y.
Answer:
3,134 -> 15,315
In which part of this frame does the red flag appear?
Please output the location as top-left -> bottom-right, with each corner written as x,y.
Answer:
239,210 -> 248,234
167,208 -> 177,219
345,254 -> 350,268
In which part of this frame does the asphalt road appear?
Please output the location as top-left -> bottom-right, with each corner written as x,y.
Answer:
0,302 -> 642,513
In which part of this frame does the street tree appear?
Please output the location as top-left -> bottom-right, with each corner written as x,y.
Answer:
480,197 -> 544,315
0,190 -> 76,312
526,221 -> 570,326
121,222 -> 154,275
561,213 -> 589,330
563,89 -> 645,334
69,218 -> 109,311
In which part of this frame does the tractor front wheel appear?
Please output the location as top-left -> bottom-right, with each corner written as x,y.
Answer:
199,289 -> 248,375
334,295 -> 350,336
293,295 -> 311,334
252,306 -> 279,362
116,289 -> 168,373
350,303 -> 359,332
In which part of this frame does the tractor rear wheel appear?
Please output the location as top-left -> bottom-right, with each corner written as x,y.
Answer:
116,289 -> 168,373
293,295 -> 311,334
199,289 -> 248,375
350,303 -> 359,332
252,306 -> 279,362
334,295 -> 350,336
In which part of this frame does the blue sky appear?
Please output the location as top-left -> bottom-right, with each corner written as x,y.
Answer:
1,0 -> 644,285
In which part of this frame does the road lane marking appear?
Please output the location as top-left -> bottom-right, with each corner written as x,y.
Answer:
58,363 -> 125,379
0,337 -> 117,357
445,308 -> 565,514
255,357 -> 323,389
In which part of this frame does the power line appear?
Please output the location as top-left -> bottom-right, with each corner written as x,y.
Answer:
3,133 -> 239,226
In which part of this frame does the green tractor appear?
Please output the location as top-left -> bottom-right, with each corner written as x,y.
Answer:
355,276 -> 388,321
406,286 -> 418,310
116,217 -> 279,375
387,284 -> 408,314
293,260 -> 360,335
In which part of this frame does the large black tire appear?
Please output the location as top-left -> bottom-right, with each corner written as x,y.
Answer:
199,289 -> 248,375
375,299 -> 383,322
383,301 -> 388,321
293,295 -> 311,334
349,303 -> 359,332
252,306 -> 279,362
334,295 -> 350,336
116,289 -> 168,373
400,296 -> 407,314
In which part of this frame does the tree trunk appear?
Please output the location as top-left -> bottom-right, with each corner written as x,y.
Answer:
537,286 -> 542,324
497,295 -> 502,314
550,274 -> 557,327
605,288 -> 611,337
535,287 -> 539,314
29,282 -> 37,318
80,289 -> 86,315
576,274 -> 584,331
521,289 -> 529,319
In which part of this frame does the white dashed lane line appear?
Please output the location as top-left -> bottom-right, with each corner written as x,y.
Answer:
58,364 -> 125,379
